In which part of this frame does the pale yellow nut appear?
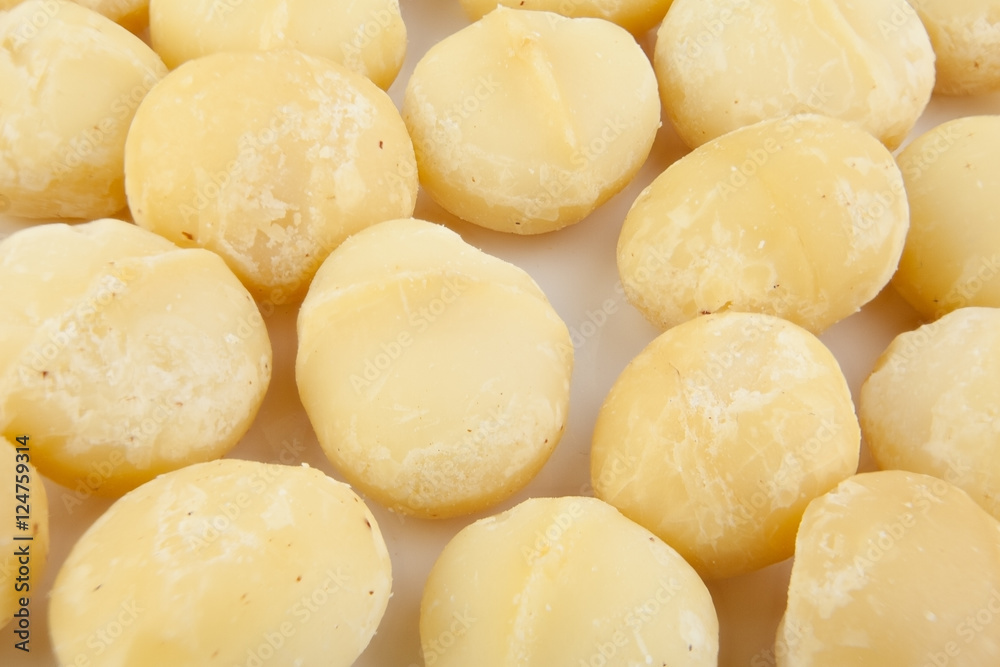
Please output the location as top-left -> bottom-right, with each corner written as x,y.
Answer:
49,459 -> 392,667
892,115 -> 1000,320
777,470 -> 1000,666
0,219 -> 272,496
0,437 -> 48,632
402,7 -> 660,234
906,0 -> 1000,95
654,0 -> 935,150
0,1 -> 147,31
148,0 -> 406,89
860,307 -> 1000,521
0,0 -> 166,219
296,219 -> 573,519
124,49 -> 418,302
618,114 -> 909,335
460,0 -> 673,35
592,312 -> 860,581
421,496 -> 718,667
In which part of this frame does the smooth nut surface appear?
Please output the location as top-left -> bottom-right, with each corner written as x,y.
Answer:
402,7 -> 659,234
421,496 -> 718,666
296,219 -> 573,518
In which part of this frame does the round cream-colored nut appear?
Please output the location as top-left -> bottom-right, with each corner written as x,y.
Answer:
907,0 -> 1000,95
778,470 -> 1000,666
892,115 -> 1000,320
402,7 -> 660,234
460,0 -> 673,34
149,0 -> 406,89
50,459 -> 392,667
125,49 -> 418,302
618,114 -> 909,334
0,219 -> 272,495
654,0 -> 935,150
296,219 -> 573,519
592,312 -> 860,580
0,437 -> 48,631
860,307 -> 1000,520
421,496 -> 718,667
0,1 -> 147,30
0,0 -> 166,219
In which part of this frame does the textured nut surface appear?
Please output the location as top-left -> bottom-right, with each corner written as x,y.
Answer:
654,0 -> 935,149
50,459 -> 392,667
592,312 -> 859,580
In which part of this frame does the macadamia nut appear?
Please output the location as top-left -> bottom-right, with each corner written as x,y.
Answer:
592,312 -> 860,580
421,496 -> 718,666
654,0 -> 935,149
149,0 -> 406,89
892,115 -> 1000,320
906,0 -> 1000,95
124,49 -> 418,302
50,459 -> 392,667
0,0 -> 166,219
618,114 -> 909,334
460,0 -> 672,34
860,307 -> 1000,520
296,219 -> 573,518
778,471 -> 1000,666
402,7 -> 660,234
0,219 -> 272,495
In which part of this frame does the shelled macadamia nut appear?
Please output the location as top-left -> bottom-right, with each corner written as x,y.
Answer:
296,219 -> 573,518
50,459 -> 392,667
654,0 -> 935,150
460,0 -> 672,35
618,114 -> 909,334
0,219 -> 272,495
778,470 -> 1000,666
906,0 -> 1000,95
148,0 -> 406,89
402,7 -> 660,234
421,496 -> 718,666
0,0 -> 166,219
125,49 -> 417,302
892,115 -> 1000,319
860,307 -> 1000,520
592,312 -> 860,580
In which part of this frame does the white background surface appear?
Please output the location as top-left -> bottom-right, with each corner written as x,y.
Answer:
2,2 -> 1000,666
